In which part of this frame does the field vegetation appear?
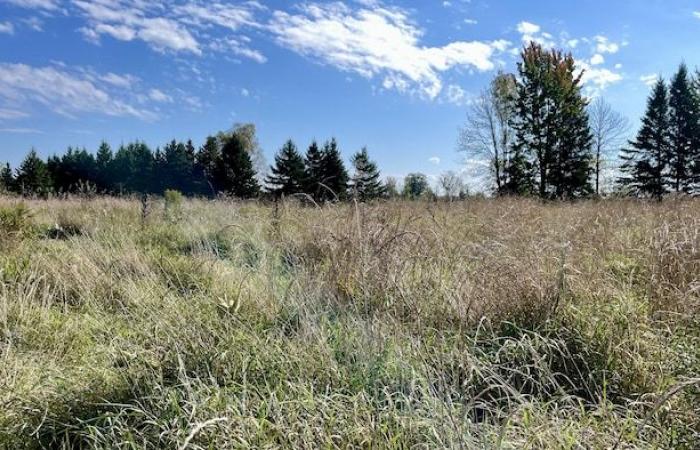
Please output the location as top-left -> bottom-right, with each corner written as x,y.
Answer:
0,195 -> 698,449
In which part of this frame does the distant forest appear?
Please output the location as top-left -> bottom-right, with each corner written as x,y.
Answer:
2,42 -> 700,201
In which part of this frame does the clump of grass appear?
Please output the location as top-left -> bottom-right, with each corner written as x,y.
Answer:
0,202 -> 33,243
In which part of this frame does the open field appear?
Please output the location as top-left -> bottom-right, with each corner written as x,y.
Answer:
0,196 -> 698,449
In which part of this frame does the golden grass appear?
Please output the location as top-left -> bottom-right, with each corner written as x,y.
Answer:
0,195 -> 698,449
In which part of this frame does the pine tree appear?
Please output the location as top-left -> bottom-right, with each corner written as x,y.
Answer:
502,146 -> 534,195
266,140 -> 306,198
16,149 -> 51,196
349,147 -> 385,201
0,163 -> 14,193
511,43 -> 593,199
161,140 -> 196,195
95,141 -> 113,193
668,63 -> 700,194
196,136 -> 221,196
215,134 -> 260,198
318,138 -> 349,202
303,140 -> 324,200
619,79 -> 671,200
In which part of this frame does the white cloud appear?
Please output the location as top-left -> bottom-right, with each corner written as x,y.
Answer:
2,0 -> 59,10
444,84 -> 468,105
100,72 -> 138,88
464,18 -> 478,25
72,0 -> 265,60
578,60 -> 623,93
148,88 -> 172,103
0,22 -> 14,34
269,2 -> 506,99
429,156 -> 441,165
210,37 -> 267,63
0,63 -> 158,120
516,21 -> 540,35
594,35 -> 619,54
241,88 -> 250,97
589,53 -> 604,65
693,11 -> 700,19
0,127 -> 44,133
640,73 -> 658,87
516,21 -> 555,48
0,108 -> 29,119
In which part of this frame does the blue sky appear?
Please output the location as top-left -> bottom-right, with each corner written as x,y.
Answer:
0,0 -> 699,185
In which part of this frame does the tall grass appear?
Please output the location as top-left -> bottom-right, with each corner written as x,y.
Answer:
0,196 -> 698,449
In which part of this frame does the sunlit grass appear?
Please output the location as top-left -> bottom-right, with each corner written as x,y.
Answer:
0,195 -> 698,449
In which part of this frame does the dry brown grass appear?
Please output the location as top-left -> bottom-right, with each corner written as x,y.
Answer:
0,195 -> 698,449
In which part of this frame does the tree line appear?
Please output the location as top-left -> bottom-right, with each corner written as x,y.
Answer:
461,42 -> 700,200
0,124 -> 397,202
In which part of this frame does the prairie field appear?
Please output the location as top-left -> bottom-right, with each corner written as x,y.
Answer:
0,196 -> 698,449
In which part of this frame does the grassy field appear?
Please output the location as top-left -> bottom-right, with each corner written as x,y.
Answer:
0,196 -> 698,449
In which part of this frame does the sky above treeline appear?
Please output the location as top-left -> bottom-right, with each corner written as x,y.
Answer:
0,0 -> 699,183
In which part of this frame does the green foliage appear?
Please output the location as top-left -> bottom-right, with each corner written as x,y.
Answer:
619,80 -> 671,200
350,147 -> 385,201
15,149 -> 52,197
511,43 -> 593,199
0,163 -> 14,193
402,173 -> 430,199
215,134 -> 260,198
319,138 -> 350,202
266,140 -> 306,198
668,63 -> 700,194
0,203 -> 33,241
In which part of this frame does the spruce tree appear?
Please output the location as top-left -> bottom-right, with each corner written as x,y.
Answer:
161,140 -> 196,195
619,79 -> 671,200
668,63 -> 700,194
349,147 -> 385,201
266,140 -> 306,198
215,134 -> 260,198
0,163 -> 14,193
511,43 -> 593,199
95,141 -> 113,193
318,138 -> 349,202
304,140 -> 324,200
196,136 -> 221,196
16,149 -> 52,196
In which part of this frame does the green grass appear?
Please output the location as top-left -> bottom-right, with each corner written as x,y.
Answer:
0,196 -> 698,449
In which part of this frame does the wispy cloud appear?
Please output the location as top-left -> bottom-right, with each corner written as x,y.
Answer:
2,0 -> 60,11
0,21 -> 14,34
0,62 -> 159,120
269,2 -> 509,99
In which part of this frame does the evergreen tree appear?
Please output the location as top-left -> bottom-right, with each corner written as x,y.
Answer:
303,140 -> 325,200
511,43 -> 593,199
196,136 -> 221,196
161,140 -> 196,195
112,142 -> 155,194
318,138 -> 349,202
266,140 -> 306,198
668,63 -> 700,194
16,149 -> 52,196
349,147 -> 385,201
215,134 -> 260,198
95,141 -> 114,192
619,79 -> 671,200
0,163 -> 14,193
48,147 -> 97,193
402,173 -> 430,199
502,146 -> 534,195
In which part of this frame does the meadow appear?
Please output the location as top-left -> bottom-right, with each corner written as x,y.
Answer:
0,195 -> 698,449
